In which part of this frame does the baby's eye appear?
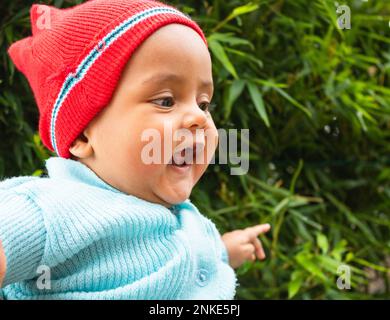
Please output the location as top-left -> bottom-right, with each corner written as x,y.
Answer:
153,97 -> 175,108
199,101 -> 217,113
152,97 -> 216,112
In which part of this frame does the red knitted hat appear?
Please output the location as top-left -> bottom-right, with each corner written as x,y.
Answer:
8,0 -> 208,158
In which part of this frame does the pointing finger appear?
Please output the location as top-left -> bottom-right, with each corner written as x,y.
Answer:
245,224 -> 271,240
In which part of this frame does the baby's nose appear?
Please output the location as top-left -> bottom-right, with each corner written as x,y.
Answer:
182,104 -> 208,129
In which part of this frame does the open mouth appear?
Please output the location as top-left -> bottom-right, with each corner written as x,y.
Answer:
171,147 -> 194,167
169,143 -> 204,168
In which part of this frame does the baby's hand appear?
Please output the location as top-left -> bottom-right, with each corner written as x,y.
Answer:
221,224 -> 271,269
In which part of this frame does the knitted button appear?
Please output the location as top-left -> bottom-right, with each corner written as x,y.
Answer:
196,268 -> 209,287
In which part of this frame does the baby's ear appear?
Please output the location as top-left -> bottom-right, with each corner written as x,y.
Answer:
69,132 -> 93,159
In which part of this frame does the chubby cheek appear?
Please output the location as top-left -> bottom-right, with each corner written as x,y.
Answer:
204,122 -> 219,164
102,122 -> 144,181
194,125 -> 219,181
125,132 -> 160,175
129,128 -> 169,186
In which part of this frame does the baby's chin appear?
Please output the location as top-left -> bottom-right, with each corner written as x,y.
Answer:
157,180 -> 194,207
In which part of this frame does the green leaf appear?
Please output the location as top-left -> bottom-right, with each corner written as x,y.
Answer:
213,2 -> 259,32
228,2 -> 259,20
208,39 -> 238,79
316,233 -> 329,254
32,169 -> 43,177
247,81 -> 270,127
273,87 -> 312,118
330,239 -> 348,261
289,159 -> 304,194
223,79 -> 246,119
224,47 -> 263,70
272,197 -> 290,216
208,32 -> 255,50
288,270 -> 304,299
295,252 -> 326,281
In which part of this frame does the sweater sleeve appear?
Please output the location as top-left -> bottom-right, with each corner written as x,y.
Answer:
0,188 -> 46,287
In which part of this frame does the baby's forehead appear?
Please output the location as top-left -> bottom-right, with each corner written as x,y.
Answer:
140,72 -> 213,89
147,23 -> 205,44
125,25 -> 211,73
120,29 -> 213,94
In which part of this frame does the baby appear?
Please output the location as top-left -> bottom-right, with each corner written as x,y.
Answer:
0,0 -> 270,299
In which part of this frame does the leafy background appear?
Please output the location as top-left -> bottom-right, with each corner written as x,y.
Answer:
0,0 -> 389,299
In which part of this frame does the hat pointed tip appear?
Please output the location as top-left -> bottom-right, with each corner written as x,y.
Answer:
30,4 -> 62,36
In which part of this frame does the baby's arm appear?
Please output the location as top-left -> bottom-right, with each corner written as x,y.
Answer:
221,224 -> 271,269
0,188 -> 46,288
0,240 -> 5,288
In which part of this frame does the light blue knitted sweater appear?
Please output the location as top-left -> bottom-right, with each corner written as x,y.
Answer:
0,157 -> 237,299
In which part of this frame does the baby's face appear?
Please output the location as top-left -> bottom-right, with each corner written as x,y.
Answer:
70,24 -> 218,207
